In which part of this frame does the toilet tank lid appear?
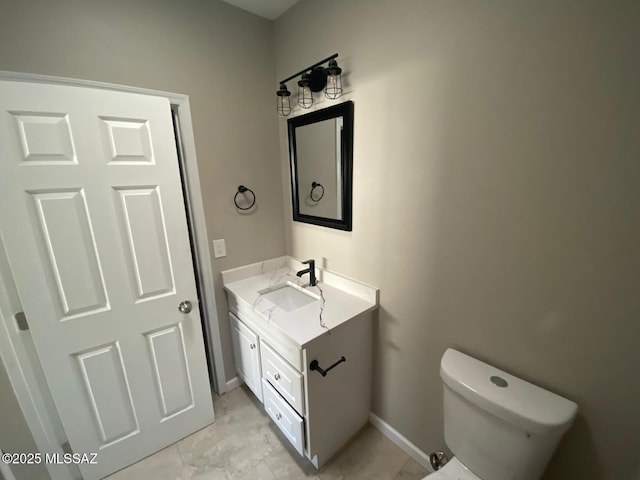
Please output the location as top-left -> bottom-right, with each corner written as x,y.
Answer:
440,349 -> 578,436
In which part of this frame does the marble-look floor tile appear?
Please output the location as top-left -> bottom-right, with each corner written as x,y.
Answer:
177,417 -> 239,466
267,451 -> 344,479
216,414 -> 282,478
179,443 -> 228,476
175,464 -> 232,480
236,460 -> 277,480
329,425 -> 410,480
213,385 -> 262,418
177,386 -> 263,471
263,429 -> 344,480
106,445 -> 183,480
264,423 -> 410,480
107,384 -> 423,480
393,458 -> 429,480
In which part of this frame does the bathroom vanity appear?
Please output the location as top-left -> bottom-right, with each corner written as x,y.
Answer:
221,256 -> 378,468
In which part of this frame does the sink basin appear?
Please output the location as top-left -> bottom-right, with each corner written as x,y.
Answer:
258,282 -> 319,312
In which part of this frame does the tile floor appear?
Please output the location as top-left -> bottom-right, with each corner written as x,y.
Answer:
106,385 -> 429,480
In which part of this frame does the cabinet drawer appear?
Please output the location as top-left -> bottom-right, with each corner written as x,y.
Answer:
262,379 -> 304,455
260,340 -> 304,415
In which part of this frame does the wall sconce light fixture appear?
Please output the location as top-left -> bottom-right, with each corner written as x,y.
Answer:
297,73 -> 313,109
276,53 -> 344,116
325,60 -> 343,99
276,83 -> 291,116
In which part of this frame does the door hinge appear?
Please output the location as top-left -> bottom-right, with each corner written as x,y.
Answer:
61,441 -> 73,455
14,312 -> 29,331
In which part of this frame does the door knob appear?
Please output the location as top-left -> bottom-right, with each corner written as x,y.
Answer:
178,300 -> 192,314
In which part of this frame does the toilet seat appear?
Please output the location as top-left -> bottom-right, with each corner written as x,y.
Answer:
422,457 -> 482,480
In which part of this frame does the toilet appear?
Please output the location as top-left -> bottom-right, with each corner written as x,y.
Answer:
426,349 -> 578,480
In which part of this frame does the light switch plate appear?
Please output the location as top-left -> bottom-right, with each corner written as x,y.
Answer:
212,239 -> 226,258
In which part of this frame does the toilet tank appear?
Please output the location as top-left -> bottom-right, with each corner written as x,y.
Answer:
440,349 -> 577,480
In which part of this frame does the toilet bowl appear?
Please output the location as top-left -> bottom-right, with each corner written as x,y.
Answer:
423,349 -> 577,480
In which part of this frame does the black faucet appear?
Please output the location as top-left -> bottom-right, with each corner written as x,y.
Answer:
296,259 -> 317,286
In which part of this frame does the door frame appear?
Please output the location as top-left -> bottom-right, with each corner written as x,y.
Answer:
0,71 -> 227,479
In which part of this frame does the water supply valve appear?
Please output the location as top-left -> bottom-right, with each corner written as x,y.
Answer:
429,451 -> 449,471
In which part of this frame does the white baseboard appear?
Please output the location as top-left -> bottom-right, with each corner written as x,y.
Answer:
225,376 -> 242,392
369,412 -> 434,472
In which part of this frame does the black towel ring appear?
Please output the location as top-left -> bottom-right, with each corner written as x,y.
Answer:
310,181 -> 325,202
234,185 -> 256,210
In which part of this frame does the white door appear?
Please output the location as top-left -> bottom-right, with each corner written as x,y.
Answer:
0,81 -> 214,479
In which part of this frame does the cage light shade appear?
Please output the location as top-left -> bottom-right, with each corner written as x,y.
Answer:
297,73 -> 313,109
276,83 -> 291,116
325,59 -> 343,99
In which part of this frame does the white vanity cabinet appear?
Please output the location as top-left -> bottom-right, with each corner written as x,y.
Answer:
222,257 -> 378,468
229,312 -> 262,401
228,307 -> 308,455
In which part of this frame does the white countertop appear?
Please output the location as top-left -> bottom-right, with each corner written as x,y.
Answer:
222,257 -> 379,346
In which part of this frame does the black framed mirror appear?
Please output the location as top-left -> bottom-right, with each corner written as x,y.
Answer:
288,101 -> 354,231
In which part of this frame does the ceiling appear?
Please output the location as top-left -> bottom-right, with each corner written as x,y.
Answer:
220,0 -> 300,20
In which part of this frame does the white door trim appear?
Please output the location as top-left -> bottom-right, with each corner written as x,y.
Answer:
0,450 -> 18,480
0,268 -> 76,480
0,71 -> 227,477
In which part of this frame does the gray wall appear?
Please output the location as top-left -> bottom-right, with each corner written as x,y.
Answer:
0,0 -> 285,383
275,1 -> 640,479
